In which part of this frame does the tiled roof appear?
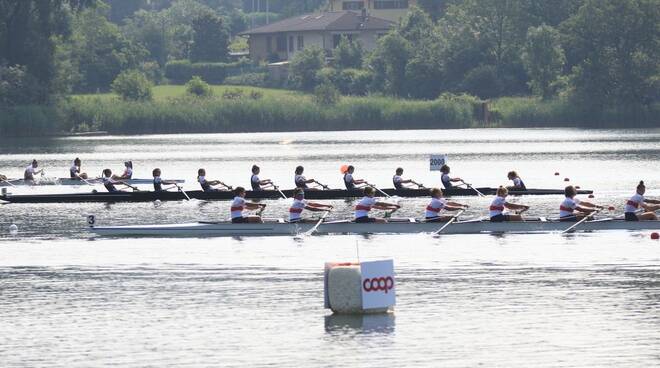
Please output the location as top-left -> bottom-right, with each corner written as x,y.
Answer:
240,11 -> 395,35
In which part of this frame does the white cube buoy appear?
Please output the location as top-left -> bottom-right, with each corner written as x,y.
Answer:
9,224 -> 18,236
324,260 -> 395,315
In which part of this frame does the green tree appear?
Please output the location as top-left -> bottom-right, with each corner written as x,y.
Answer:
332,36 -> 363,70
0,65 -> 42,106
561,0 -> 659,107
67,4 -> 148,92
289,46 -> 324,91
522,24 -> 565,99
313,82 -> 340,105
185,75 -> 213,97
111,69 -> 153,101
190,12 -> 230,62
368,32 -> 411,96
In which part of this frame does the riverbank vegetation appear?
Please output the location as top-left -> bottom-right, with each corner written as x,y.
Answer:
0,0 -> 658,137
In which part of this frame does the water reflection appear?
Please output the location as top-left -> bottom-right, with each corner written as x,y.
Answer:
324,312 -> 396,335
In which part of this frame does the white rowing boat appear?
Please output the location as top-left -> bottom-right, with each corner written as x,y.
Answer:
88,217 -> 660,237
0,178 -> 185,187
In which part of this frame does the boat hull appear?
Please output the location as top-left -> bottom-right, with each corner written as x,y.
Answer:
0,178 -> 184,187
89,219 -> 660,237
0,187 -> 593,203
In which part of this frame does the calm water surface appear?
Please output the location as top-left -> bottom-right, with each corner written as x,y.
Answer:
1,128 -> 659,367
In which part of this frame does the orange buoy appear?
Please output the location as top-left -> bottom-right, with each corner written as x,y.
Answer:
340,165 -> 349,174
651,232 -> 659,240
564,178 -> 570,182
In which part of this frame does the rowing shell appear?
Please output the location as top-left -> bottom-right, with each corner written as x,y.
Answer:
0,187 -> 593,203
89,218 -> 659,237
0,178 -> 185,187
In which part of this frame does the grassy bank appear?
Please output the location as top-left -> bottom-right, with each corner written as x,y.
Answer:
2,86 -> 657,137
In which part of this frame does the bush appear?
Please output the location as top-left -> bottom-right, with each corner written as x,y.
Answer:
224,72 -> 268,87
185,76 -> 213,97
313,83 -> 340,106
165,60 -> 251,84
111,70 -> 153,101
289,46 -> 325,91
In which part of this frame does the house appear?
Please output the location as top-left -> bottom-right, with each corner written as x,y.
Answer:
328,0 -> 417,22
240,11 -> 395,62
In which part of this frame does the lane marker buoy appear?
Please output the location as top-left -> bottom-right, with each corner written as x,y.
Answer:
651,232 -> 659,240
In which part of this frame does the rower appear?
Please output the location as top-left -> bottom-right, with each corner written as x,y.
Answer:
506,171 -> 526,190
101,169 -> 125,193
489,186 -> 530,222
251,165 -> 273,191
231,186 -> 266,223
343,165 -> 366,190
624,181 -> 660,221
294,166 -> 320,189
425,188 -> 469,222
559,185 -> 601,222
24,160 -> 43,182
112,161 -> 133,180
70,158 -> 88,180
440,165 -> 462,189
393,167 -> 416,189
197,169 -> 230,192
152,168 -> 177,192
289,188 -> 333,223
354,187 -> 400,223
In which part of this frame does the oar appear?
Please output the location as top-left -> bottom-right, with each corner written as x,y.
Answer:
366,182 -> 391,198
219,181 -> 233,190
412,181 -> 426,189
299,210 -> 331,238
121,182 -> 140,192
562,208 -> 603,234
314,180 -> 330,190
272,183 -> 287,199
433,209 -> 466,235
0,178 -> 18,187
461,180 -> 485,197
176,184 -> 191,201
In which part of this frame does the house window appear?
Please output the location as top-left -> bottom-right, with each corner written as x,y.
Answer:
289,36 -> 294,52
333,34 -> 354,48
266,36 -> 272,53
374,0 -> 408,9
297,35 -> 304,50
276,35 -> 287,52
342,1 -> 364,10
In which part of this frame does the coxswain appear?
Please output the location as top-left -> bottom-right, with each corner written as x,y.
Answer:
393,167 -> 416,189
294,166 -> 320,189
152,168 -> 178,192
70,158 -> 88,180
343,165 -> 366,190
251,165 -> 272,191
624,181 -> 660,221
440,165 -> 462,189
559,185 -> 602,221
425,188 -> 469,222
506,171 -> 526,190
289,188 -> 333,223
489,186 -> 530,222
101,169 -> 126,193
231,186 -> 266,223
112,161 -> 133,180
354,187 -> 400,223
24,160 -> 43,182
197,169 -> 230,192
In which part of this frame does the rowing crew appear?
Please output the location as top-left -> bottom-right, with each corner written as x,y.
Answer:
226,182 -> 660,224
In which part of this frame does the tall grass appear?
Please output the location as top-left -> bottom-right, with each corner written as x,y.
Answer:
492,97 -> 660,127
0,105 -> 62,137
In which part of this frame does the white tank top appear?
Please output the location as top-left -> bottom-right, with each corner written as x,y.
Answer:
489,196 -> 506,217
289,198 -> 306,221
425,197 -> 446,217
231,196 -> 245,219
625,193 -> 644,213
355,196 -> 376,218
560,197 -> 579,217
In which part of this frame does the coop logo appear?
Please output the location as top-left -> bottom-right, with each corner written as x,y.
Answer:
362,276 -> 394,293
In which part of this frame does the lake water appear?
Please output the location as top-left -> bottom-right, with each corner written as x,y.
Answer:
1,128 -> 659,367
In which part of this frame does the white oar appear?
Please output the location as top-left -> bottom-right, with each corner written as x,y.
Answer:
562,208 -> 603,234
273,184 -> 287,199
299,210 -> 331,238
366,182 -> 391,198
1,178 -> 18,187
461,180 -> 485,197
432,209 -> 466,235
176,184 -> 191,201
